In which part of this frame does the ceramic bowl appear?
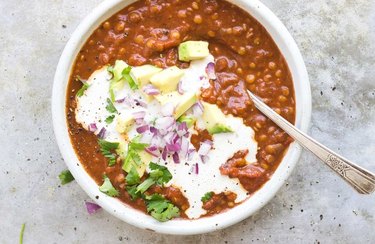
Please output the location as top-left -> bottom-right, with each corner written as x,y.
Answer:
52,0 -> 311,235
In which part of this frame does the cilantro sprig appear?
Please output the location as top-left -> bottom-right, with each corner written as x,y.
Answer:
122,137 -> 148,173
99,175 -> 119,197
122,66 -> 138,90
59,170 -> 75,185
98,139 -> 119,166
201,192 -> 214,203
105,98 -> 118,113
76,82 -> 90,97
136,163 -> 172,193
105,115 -> 115,124
145,194 -> 180,222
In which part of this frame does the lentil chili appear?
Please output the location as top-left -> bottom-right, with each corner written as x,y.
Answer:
66,0 -> 295,218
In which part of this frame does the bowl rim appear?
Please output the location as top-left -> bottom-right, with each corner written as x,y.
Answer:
52,0 -> 311,235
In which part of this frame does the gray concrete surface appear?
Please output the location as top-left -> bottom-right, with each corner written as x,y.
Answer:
0,0 -> 374,243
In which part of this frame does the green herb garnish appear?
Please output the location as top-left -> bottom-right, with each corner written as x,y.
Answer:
99,175 -> 119,197
105,115 -> 115,124
59,170 -> 75,185
19,223 -> 25,244
126,167 -> 141,185
105,98 -> 118,113
76,83 -> 90,97
145,194 -> 180,222
122,137 -> 148,172
136,162 -> 172,193
201,192 -> 214,203
122,66 -> 138,90
126,185 -> 142,200
98,139 -> 119,166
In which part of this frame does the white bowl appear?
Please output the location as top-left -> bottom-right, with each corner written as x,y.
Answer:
52,0 -> 311,235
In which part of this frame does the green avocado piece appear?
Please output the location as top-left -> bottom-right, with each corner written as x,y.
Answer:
202,102 -> 233,134
178,41 -> 209,62
115,114 -> 135,134
207,124 -> 233,134
155,91 -> 197,119
130,64 -> 162,88
117,142 -> 150,177
149,66 -> 184,93
112,60 -> 128,82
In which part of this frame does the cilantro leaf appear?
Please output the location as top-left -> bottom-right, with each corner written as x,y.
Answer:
99,175 -> 119,197
122,137 -> 148,173
98,139 -> 119,166
136,178 -> 155,194
201,192 -> 214,203
145,194 -> 180,222
76,83 -> 90,97
106,98 -> 118,113
105,115 -> 115,124
59,170 -> 75,185
149,162 -> 172,185
126,167 -> 140,185
126,185 -> 142,200
135,163 -> 172,193
122,66 -> 138,90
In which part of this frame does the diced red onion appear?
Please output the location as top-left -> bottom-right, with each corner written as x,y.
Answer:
132,111 -> 146,119
177,122 -> 188,137
161,103 -> 175,117
150,126 -> 158,135
135,118 -> 144,125
205,62 -> 217,80
85,201 -> 101,214
166,143 -> 181,152
155,116 -> 175,131
140,131 -> 153,144
198,141 -> 211,156
192,101 -> 204,117
143,84 -> 160,95
98,127 -> 106,139
162,147 -> 167,161
199,76 -> 204,80
136,125 -> 149,134
195,163 -> 199,174
115,97 -> 126,103
177,80 -> 184,94
180,137 -> 189,158
187,148 -> 195,160
147,145 -> 158,151
134,99 -> 147,108
144,147 -> 159,157
172,152 -> 180,164
88,123 -> 97,132
200,155 -> 209,164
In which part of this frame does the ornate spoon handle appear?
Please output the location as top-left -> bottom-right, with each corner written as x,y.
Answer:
248,91 -> 375,194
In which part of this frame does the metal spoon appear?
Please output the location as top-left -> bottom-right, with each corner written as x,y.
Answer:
247,90 -> 375,194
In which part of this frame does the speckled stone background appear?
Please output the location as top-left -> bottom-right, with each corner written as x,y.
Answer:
0,0 -> 374,243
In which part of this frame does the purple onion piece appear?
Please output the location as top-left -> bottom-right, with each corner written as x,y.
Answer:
115,97 -> 126,103
150,126 -> 158,135
134,99 -> 147,108
98,127 -> 106,139
136,125 -> 149,134
161,103 -> 175,117
144,147 -> 159,157
200,155 -> 209,164
172,152 -> 180,164
177,80 -> 184,94
85,201 -> 101,214
143,84 -> 160,95
192,101 -> 204,117
205,62 -> 217,80
132,111 -> 146,119
166,143 -> 181,152
162,147 -> 168,161
195,163 -> 199,174
88,123 -> 97,132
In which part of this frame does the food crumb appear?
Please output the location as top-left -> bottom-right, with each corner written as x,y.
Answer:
320,214 -> 323,221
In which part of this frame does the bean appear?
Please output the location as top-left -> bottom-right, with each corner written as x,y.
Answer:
193,15 -> 203,24
103,21 -> 111,30
275,69 -> 282,77
246,74 -> 256,84
115,21 -> 125,32
128,12 -> 141,23
265,143 -> 283,154
192,2 -> 199,9
207,30 -> 216,37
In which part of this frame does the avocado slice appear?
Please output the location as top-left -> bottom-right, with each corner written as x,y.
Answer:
149,66 -> 184,93
130,64 -> 162,88
178,41 -> 209,62
202,102 -> 233,134
115,114 -> 135,134
156,91 -> 197,119
117,142 -> 150,177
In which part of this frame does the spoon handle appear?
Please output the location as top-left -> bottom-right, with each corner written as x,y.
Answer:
248,91 -> 375,194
